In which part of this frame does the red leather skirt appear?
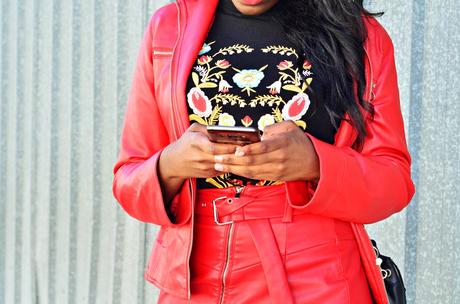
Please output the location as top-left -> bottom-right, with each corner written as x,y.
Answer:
158,184 -> 373,303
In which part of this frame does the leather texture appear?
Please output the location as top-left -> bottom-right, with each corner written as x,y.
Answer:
112,0 -> 416,302
158,184 -> 372,303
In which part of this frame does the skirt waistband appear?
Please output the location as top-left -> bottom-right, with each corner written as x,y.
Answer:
194,184 -> 307,224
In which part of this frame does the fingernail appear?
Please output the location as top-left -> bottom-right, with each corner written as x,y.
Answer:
235,149 -> 245,157
214,163 -> 224,171
214,155 -> 223,162
235,151 -> 245,157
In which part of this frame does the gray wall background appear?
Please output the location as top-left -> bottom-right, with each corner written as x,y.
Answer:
0,0 -> 458,303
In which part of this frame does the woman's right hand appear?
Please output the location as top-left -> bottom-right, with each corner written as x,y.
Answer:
157,123 -> 240,203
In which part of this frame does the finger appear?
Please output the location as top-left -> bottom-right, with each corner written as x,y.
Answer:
213,163 -> 279,181
191,132 -> 239,155
214,149 -> 285,166
188,122 -> 207,134
262,120 -> 298,138
234,134 -> 287,156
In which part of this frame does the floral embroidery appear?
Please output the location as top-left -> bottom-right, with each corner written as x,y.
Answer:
218,79 -> 233,93
277,60 -> 294,71
216,59 -> 231,69
198,41 -> 214,55
213,44 -> 254,56
257,114 -> 276,131
232,66 -> 267,96
249,95 -> 284,107
241,115 -> 253,127
187,40 -> 317,188
261,45 -> 299,58
187,87 -> 212,117
218,113 -> 236,126
266,80 -> 282,95
282,93 -> 311,121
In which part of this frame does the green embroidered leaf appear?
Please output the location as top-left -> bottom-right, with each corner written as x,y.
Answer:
301,82 -> 308,92
189,114 -> 208,125
198,82 -> 218,89
192,72 -> 200,87
259,64 -> 268,72
295,120 -> 307,130
282,84 -> 302,93
272,107 -> 283,123
209,105 -> 222,125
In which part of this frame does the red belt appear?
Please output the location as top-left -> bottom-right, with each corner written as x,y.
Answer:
194,184 -> 308,304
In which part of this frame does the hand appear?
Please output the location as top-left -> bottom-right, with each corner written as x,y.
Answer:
159,123 -> 241,180
213,121 -> 320,182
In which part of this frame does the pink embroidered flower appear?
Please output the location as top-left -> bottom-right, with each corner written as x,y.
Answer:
241,115 -> 253,127
216,59 -> 231,69
198,55 -> 212,65
281,93 -> 310,121
187,87 -> 212,117
218,79 -> 233,93
277,60 -> 293,70
266,81 -> 282,95
303,59 -> 312,70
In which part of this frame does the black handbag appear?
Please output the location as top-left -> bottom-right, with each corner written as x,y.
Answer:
371,239 -> 407,304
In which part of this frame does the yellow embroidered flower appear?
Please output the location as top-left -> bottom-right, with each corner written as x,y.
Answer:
218,113 -> 236,126
258,114 -> 275,131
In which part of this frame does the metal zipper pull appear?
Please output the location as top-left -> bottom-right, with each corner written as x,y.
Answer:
235,186 -> 244,198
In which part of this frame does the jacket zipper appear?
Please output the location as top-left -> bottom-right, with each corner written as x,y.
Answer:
218,186 -> 244,304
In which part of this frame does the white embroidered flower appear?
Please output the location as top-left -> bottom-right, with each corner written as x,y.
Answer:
218,79 -> 233,93
218,113 -> 236,126
266,80 -> 282,95
258,114 -> 275,131
187,87 -> 212,117
281,92 -> 310,121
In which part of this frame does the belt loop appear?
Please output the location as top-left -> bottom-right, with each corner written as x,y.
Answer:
282,200 -> 293,223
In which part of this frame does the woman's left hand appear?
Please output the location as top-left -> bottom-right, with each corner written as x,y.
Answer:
214,120 -> 320,182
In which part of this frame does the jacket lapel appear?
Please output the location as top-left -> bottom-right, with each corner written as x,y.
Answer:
172,0 -> 219,138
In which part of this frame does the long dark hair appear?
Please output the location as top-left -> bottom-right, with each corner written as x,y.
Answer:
273,0 -> 383,149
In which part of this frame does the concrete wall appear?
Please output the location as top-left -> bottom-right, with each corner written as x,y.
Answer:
0,0 -> 459,303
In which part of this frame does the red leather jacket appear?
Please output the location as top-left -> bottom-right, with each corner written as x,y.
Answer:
112,1 -> 415,302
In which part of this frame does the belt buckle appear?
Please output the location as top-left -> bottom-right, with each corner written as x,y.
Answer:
212,196 -> 234,226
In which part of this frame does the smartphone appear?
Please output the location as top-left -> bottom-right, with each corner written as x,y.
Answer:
207,125 -> 261,145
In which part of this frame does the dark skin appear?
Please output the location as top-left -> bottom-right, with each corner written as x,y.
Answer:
158,0 -> 320,205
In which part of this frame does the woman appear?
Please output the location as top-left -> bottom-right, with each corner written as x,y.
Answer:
112,0 -> 415,303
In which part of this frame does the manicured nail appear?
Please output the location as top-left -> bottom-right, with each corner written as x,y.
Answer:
214,155 -> 223,162
235,149 -> 245,157
214,163 -> 224,171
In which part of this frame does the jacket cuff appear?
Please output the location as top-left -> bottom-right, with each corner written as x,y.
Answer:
153,149 -> 191,226
113,148 -> 191,226
285,133 -> 345,213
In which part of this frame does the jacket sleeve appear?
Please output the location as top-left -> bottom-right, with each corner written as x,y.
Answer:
285,22 -> 415,224
112,15 -> 189,226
